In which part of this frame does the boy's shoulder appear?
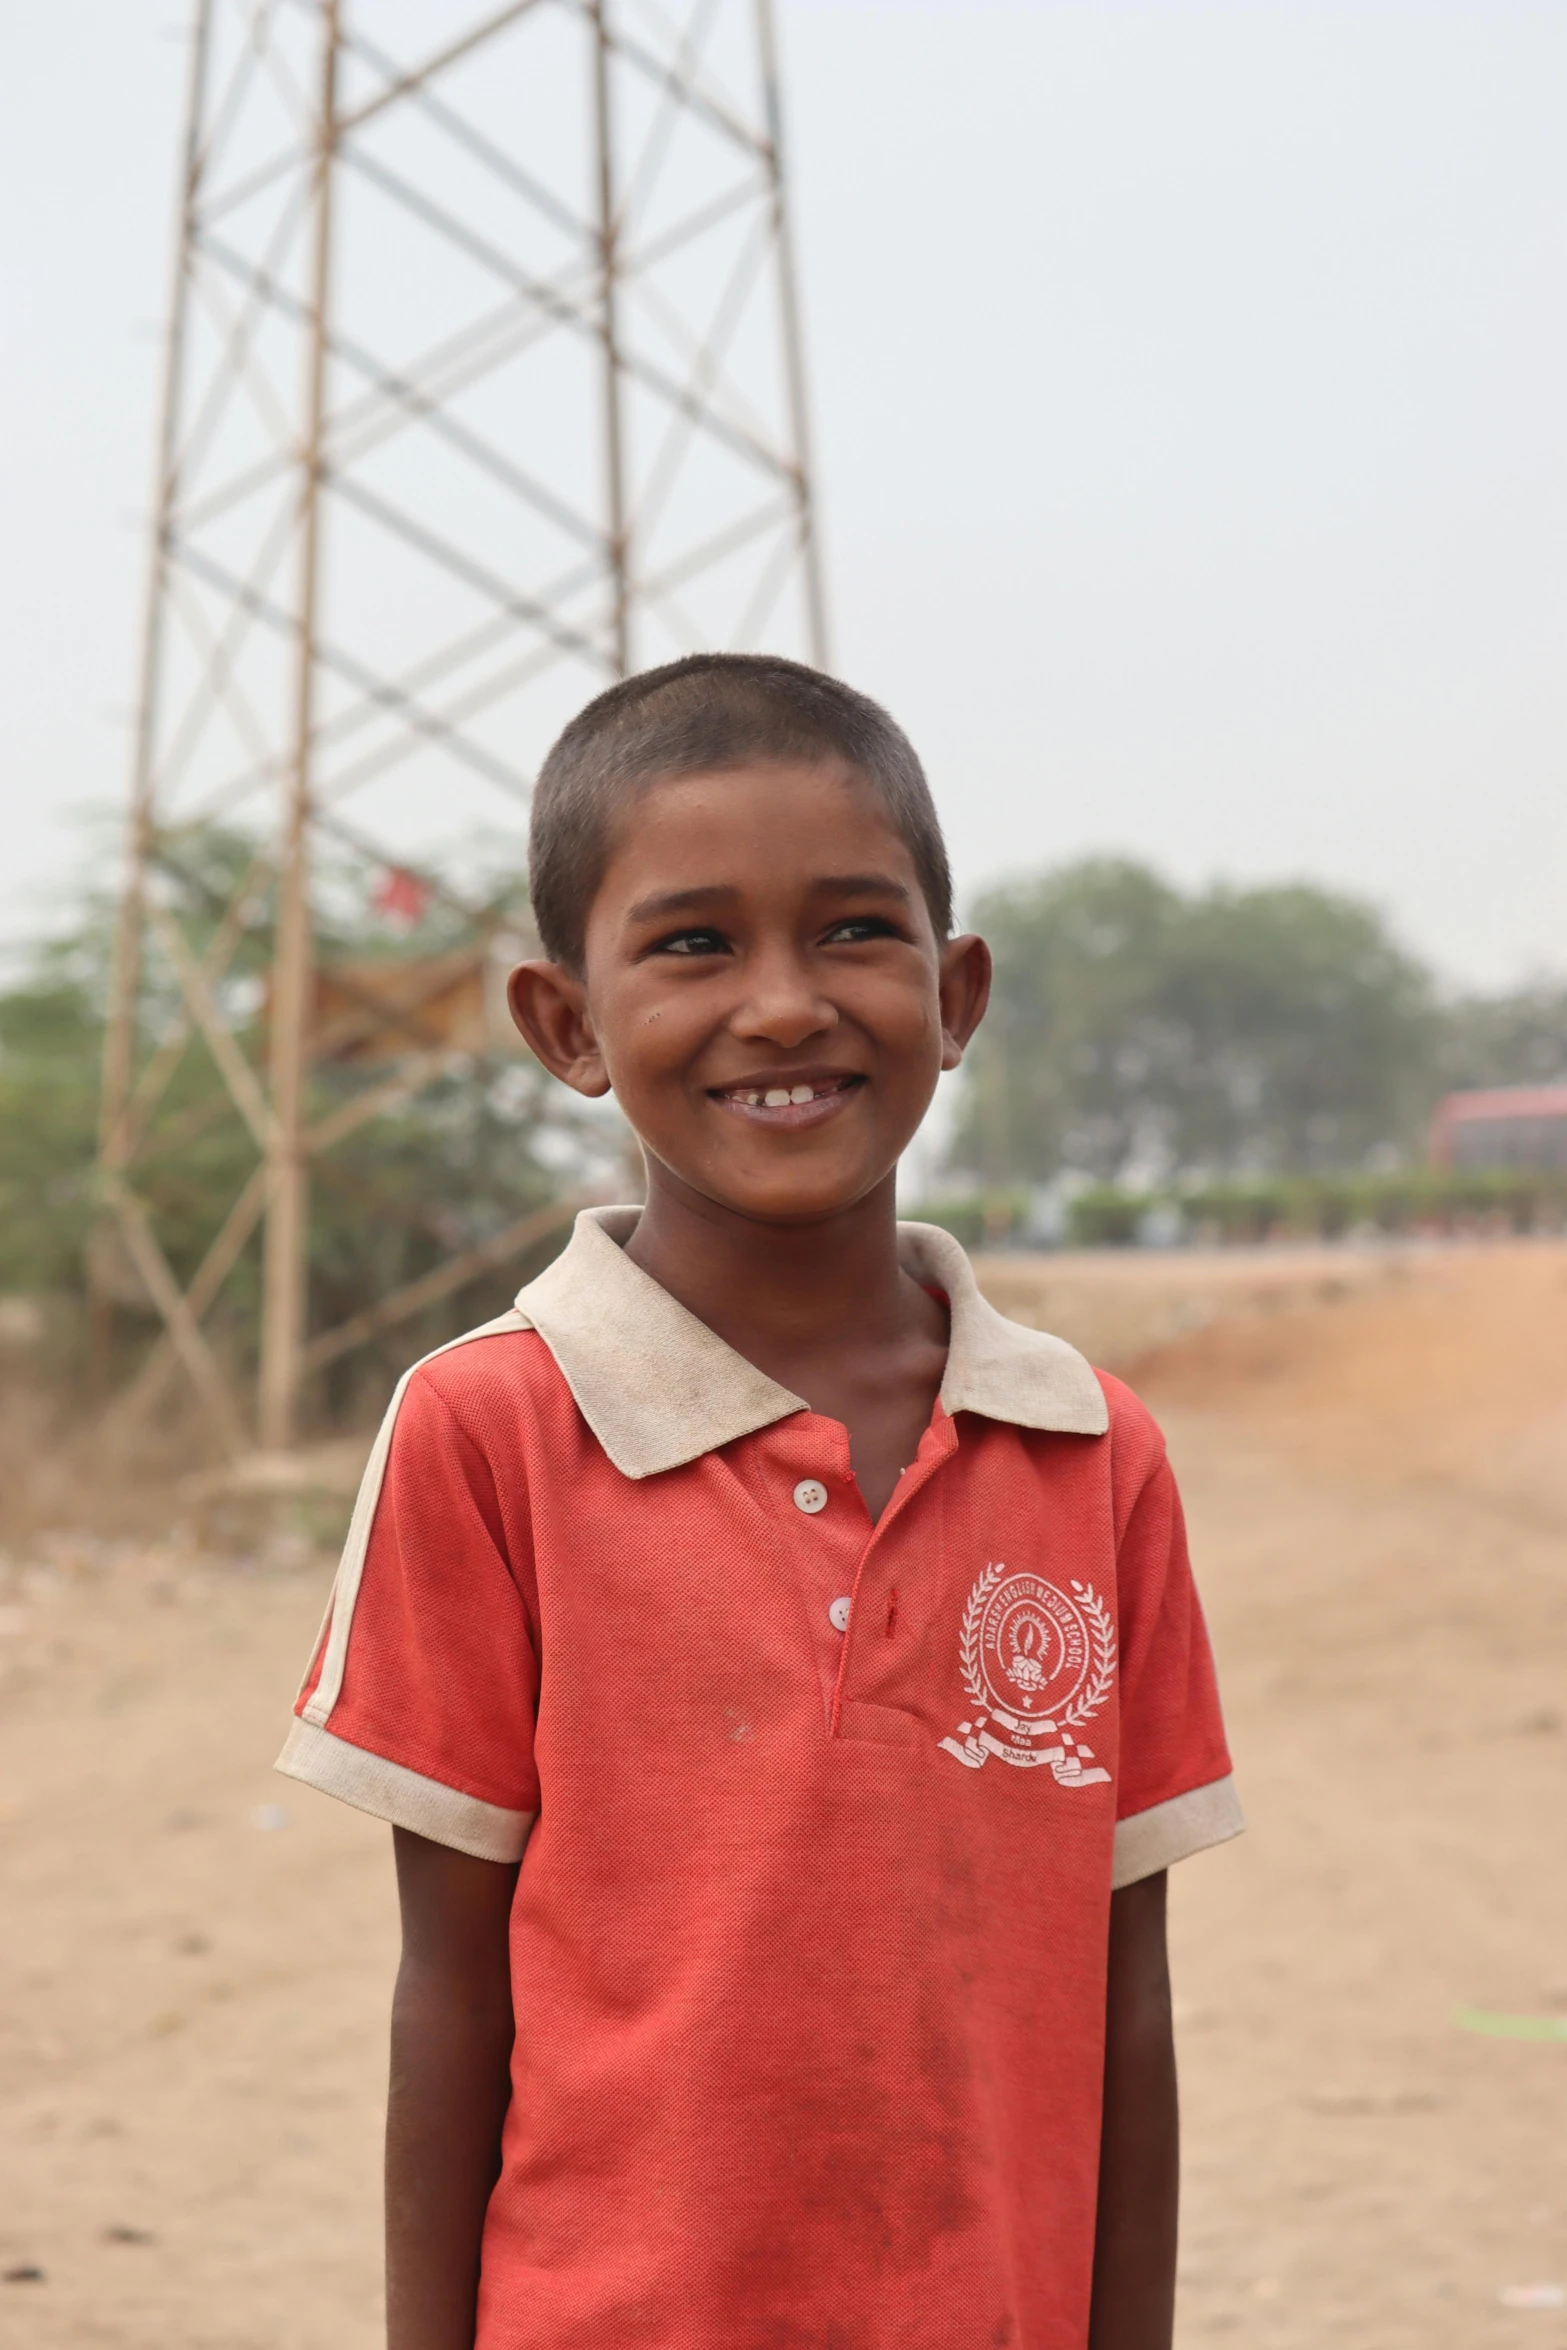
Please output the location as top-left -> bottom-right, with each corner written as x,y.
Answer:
392,1212 -> 634,1437
1089,1369 -> 1176,1532
1093,1366 -> 1169,1458
392,1268 -> 1170,1501
384,1209 -> 1174,1517
398,1310 -> 566,1435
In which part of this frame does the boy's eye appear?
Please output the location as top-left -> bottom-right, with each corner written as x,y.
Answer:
651,927 -> 730,958
822,915 -> 902,946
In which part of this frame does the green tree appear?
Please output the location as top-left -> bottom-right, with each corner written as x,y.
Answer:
959,861 -> 1186,1182
1155,883 -> 1438,1172
0,957 -> 103,1292
0,826 -> 606,1414
954,860 -> 1439,1184
1439,983 -> 1567,1092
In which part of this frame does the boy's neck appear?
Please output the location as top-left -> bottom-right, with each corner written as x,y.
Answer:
623,1164 -> 923,1382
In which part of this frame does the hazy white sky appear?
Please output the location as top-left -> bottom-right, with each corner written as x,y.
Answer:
3,1 -> 1565,988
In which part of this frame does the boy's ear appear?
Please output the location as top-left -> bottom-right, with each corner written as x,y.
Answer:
507,961 -> 611,1097
937,933 -> 992,1073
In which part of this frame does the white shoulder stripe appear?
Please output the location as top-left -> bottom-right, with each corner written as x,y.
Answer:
298,1307 -> 530,1730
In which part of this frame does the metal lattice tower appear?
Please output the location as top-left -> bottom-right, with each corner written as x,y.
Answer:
97,0 -> 826,1454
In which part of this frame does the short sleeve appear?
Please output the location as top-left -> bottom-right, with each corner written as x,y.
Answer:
275,1360 -> 539,1861
1111,1448 -> 1243,1889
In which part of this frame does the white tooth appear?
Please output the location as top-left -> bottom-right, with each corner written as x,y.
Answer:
763,1088 -> 791,1108
789,1086 -> 814,1105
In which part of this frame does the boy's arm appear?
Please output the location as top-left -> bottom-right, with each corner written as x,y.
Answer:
1088,1870 -> 1179,2350
387,1826 -> 525,2350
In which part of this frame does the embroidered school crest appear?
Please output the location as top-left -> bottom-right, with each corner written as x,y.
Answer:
938,1564 -> 1115,1781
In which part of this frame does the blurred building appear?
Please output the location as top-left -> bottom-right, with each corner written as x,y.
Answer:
1429,1083 -> 1567,1171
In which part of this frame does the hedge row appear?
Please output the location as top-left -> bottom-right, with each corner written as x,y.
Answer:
911,1169 -> 1567,1252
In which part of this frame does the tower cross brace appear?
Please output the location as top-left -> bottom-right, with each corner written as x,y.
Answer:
97,0 -> 827,1454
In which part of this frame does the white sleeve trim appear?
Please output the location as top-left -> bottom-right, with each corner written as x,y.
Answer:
1111,1772 -> 1245,1889
275,1716 -> 534,1862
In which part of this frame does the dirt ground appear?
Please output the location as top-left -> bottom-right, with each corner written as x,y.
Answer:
1,1240 -> 1564,2348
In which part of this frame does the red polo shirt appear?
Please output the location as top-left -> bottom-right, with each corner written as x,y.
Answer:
278,1211 -> 1240,2350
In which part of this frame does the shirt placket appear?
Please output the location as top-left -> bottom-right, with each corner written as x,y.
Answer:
827,1409 -> 957,1737
757,1418 -> 871,1725
760,1409 -> 961,1737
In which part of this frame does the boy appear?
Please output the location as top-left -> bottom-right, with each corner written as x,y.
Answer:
278,654 -> 1242,2350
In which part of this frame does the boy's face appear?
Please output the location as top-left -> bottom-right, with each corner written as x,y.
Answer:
510,759 -> 990,1227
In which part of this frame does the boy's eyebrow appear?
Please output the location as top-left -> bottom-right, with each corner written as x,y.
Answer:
625,884 -> 733,923
815,872 -> 913,903
625,873 -> 912,924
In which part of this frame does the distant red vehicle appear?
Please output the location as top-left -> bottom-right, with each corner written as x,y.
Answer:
1429,1083 -> 1567,1171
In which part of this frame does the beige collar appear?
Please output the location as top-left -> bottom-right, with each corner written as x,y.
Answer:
512,1207 -> 1107,1479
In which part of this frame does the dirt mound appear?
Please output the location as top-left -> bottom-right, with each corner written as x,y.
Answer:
1128,1241 -> 1567,1523
973,1243 -> 1404,1374
976,1239 -> 1567,1525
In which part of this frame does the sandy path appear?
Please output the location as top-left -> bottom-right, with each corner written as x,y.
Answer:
1,1243 -> 1563,2348
1142,1244 -> 1567,2347
0,1551 -> 394,2349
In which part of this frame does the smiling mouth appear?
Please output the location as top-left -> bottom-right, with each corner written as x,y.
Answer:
710,1073 -> 865,1125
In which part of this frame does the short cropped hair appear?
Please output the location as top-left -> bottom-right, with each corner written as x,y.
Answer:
527,653 -> 952,969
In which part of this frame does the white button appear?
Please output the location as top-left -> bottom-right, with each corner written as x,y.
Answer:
828,1596 -> 852,1633
792,1478 -> 828,1515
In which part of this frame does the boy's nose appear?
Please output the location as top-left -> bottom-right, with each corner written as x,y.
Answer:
729,953 -> 837,1047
